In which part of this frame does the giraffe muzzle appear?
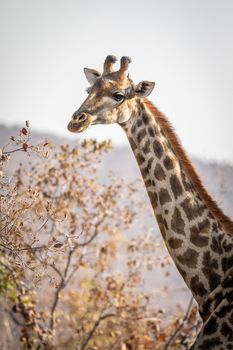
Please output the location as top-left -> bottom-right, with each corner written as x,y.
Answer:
68,112 -> 92,133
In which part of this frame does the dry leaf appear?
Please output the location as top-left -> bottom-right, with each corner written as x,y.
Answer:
23,143 -> 28,152
21,127 -> 28,135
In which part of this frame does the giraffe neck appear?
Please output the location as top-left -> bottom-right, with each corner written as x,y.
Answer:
120,99 -> 233,309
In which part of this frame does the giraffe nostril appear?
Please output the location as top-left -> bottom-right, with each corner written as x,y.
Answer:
73,112 -> 87,122
78,113 -> 87,122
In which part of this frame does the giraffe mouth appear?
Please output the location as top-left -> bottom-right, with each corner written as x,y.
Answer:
67,114 -> 92,133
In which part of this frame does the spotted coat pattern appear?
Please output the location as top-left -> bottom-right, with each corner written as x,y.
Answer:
121,101 -> 233,349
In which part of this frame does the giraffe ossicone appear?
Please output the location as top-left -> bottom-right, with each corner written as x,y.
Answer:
68,55 -> 233,349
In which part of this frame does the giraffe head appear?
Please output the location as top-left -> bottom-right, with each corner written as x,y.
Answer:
68,55 -> 155,133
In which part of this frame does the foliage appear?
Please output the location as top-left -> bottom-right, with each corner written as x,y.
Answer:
0,123 -> 200,349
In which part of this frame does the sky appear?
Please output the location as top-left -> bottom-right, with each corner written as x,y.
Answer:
0,0 -> 233,162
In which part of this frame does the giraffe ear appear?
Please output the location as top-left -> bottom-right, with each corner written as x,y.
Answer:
84,68 -> 101,85
135,81 -> 155,98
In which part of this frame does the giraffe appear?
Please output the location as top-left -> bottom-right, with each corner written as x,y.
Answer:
68,55 -> 233,349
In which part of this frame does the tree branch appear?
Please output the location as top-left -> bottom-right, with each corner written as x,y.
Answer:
48,244 -> 80,330
164,297 -> 194,350
3,147 -> 24,154
80,313 -> 117,350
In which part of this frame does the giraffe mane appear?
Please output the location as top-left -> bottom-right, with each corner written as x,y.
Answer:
144,99 -> 233,234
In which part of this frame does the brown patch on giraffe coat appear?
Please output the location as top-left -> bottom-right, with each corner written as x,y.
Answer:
215,302 -> 232,318
137,119 -> 142,127
171,207 -> 185,235
212,222 -> 219,232
203,317 -> 218,335
144,178 -> 152,187
148,126 -> 156,137
137,153 -> 146,166
200,298 -> 213,320
163,156 -> 174,170
221,322 -> 233,341
147,191 -> 158,209
144,100 -> 233,234
168,237 -> 183,249
142,112 -> 150,125
148,125 -> 159,138
211,234 -> 224,254
153,140 -> 163,159
214,292 -> 225,313
223,240 -> 233,253
208,212 -> 215,220
181,169 -> 192,192
202,251 -> 218,270
147,157 -> 153,170
211,232 -> 233,257
176,264 -> 187,279
140,166 -> 147,178
129,137 -> 137,151
131,124 -> 136,134
220,321 -> 233,341
177,248 -> 198,268
207,270 -> 221,291
170,174 -> 183,199
199,337 -> 223,349
226,293 -> 233,305
156,214 -> 166,238
142,140 -> 150,154
190,275 -> 208,297
181,197 -> 206,221
222,256 -> 233,273
198,218 -> 210,232
158,188 -> 171,205
154,164 -> 166,181
163,218 -> 168,230
137,129 -> 146,143
190,220 -> 210,247
202,251 -> 221,290
190,229 -> 209,247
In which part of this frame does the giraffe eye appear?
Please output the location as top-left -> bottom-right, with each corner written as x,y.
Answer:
113,92 -> 124,102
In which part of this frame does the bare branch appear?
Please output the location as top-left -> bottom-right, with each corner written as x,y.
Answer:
65,252 -> 84,286
48,244 -> 80,330
164,297 -> 194,350
79,313 -> 117,350
75,216 -> 106,248
49,263 -> 64,282
0,243 -> 46,253
3,147 -> 24,154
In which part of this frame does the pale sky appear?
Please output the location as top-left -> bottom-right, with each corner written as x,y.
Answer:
0,0 -> 233,162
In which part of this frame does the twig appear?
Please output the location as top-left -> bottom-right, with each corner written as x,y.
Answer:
76,223 -> 101,247
164,297 -> 194,350
49,263 -> 64,282
0,243 -> 46,252
48,244 -> 80,330
3,147 -> 24,154
79,313 -> 117,350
